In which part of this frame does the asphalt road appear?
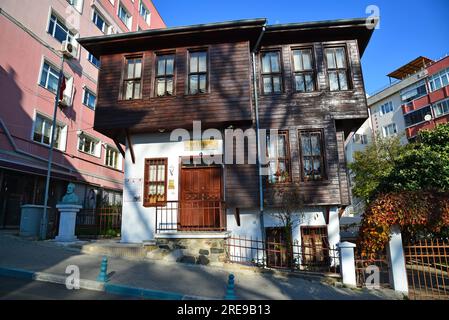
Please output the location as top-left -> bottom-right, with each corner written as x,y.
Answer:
0,276 -> 136,300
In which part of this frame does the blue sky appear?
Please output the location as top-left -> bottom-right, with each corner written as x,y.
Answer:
152,0 -> 449,95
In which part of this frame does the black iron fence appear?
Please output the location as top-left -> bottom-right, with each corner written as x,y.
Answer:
225,235 -> 340,274
75,206 -> 122,238
155,200 -> 226,233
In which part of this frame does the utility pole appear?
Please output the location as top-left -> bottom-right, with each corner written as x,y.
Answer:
39,54 -> 65,240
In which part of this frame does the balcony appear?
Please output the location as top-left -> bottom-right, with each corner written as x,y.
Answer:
155,200 -> 227,234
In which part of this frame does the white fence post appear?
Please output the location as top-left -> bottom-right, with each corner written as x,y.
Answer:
387,225 -> 409,294
337,241 -> 357,287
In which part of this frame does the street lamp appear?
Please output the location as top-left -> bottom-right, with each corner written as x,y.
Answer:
39,42 -> 74,240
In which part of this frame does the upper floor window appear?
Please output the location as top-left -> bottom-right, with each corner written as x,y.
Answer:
188,51 -> 208,95
139,1 -> 151,25
352,133 -> 368,145
123,57 -> 142,100
105,146 -> 121,170
156,54 -> 175,96
382,123 -> 397,137
299,130 -> 326,181
66,0 -> 83,13
261,51 -> 282,94
39,61 -> 74,106
143,158 -> 167,207
118,4 -> 132,29
33,113 -> 66,151
266,131 -> 291,184
380,101 -> 394,115
48,14 -> 75,44
78,133 -> 101,157
433,98 -> 449,118
39,61 -> 60,93
83,88 -> 96,110
428,67 -> 449,92
88,53 -> 101,68
92,10 -> 108,33
400,80 -> 427,102
325,47 -> 349,91
292,49 -> 315,92
404,106 -> 431,127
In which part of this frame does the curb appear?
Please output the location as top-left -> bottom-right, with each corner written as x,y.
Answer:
0,266 -> 214,300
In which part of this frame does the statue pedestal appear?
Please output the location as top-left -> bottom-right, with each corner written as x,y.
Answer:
55,204 -> 82,242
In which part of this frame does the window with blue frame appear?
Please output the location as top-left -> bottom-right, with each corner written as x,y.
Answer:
39,62 -> 60,93
92,10 -> 108,33
380,101 -> 394,115
83,88 -> 96,110
88,53 -> 101,68
48,14 -> 74,43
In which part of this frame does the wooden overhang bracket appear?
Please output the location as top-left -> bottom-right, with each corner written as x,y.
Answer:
112,134 -> 126,159
126,130 -> 136,164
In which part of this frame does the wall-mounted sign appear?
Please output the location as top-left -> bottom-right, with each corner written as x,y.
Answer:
168,179 -> 175,190
124,178 -> 142,202
184,139 -> 219,151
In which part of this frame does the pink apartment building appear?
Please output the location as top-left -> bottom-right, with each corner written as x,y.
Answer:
0,0 -> 165,230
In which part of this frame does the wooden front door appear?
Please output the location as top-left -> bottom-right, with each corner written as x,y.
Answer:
266,227 -> 292,269
301,227 -> 329,266
179,166 -> 223,231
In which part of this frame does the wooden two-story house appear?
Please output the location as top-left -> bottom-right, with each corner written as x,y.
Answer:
78,18 -> 375,260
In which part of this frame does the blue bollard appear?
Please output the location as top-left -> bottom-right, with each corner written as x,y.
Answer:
96,256 -> 109,282
224,274 -> 236,300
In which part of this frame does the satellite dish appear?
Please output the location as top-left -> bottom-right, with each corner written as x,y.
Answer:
424,114 -> 432,121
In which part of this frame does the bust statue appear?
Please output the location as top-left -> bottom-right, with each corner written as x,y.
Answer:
61,183 -> 80,205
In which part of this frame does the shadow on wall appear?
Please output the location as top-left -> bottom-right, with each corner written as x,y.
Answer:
0,65 -> 89,229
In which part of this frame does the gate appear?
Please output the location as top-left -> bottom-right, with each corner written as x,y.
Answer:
404,239 -> 449,300
354,249 -> 391,288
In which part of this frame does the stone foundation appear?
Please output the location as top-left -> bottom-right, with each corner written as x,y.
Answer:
146,238 -> 227,266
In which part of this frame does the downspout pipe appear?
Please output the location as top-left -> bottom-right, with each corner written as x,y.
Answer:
251,24 -> 266,241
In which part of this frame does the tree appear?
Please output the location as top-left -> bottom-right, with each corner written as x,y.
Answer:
355,124 -> 449,253
349,123 -> 449,202
349,135 -> 406,202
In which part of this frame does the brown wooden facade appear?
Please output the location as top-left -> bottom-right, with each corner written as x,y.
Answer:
78,18 -> 375,210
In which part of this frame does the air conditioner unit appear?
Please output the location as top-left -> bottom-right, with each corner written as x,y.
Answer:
61,41 -> 76,58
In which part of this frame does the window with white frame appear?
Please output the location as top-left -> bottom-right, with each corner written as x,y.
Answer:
380,101 -> 394,116
39,61 -> 60,93
39,61 -> 73,103
83,88 -> 96,110
92,10 -> 109,33
88,53 -> 101,68
139,1 -> 151,25
428,67 -> 449,92
66,0 -> 83,13
78,133 -> 100,157
400,80 -> 427,102
433,98 -> 449,118
33,113 -> 66,151
118,4 -> 132,29
382,123 -> 397,138
48,14 -> 75,44
105,146 -> 121,169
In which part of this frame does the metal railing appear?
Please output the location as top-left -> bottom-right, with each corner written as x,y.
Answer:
155,200 -> 226,233
404,238 -> 449,300
75,206 -> 122,238
225,235 -> 340,274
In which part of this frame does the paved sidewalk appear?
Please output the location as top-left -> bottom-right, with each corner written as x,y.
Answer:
0,232 -> 399,300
